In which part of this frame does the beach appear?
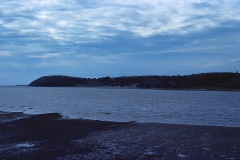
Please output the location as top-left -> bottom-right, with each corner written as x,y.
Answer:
0,111 -> 240,160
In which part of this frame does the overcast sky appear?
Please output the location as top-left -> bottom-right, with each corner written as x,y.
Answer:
0,0 -> 240,85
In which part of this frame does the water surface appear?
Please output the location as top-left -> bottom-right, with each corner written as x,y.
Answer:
0,86 -> 239,127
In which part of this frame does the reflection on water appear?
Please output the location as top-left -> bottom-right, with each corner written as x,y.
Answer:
0,86 -> 240,127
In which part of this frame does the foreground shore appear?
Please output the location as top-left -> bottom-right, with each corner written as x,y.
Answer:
0,112 -> 239,160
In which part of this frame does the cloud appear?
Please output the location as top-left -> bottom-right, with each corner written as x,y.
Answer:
1,0 -> 240,44
0,43 -> 50,58
0,51 -> 11,56
33,60 -> 72,68
28,53 -> 62,59
1,0 -> 240,84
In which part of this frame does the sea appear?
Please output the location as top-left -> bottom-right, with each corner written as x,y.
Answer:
0,86 -> 240,127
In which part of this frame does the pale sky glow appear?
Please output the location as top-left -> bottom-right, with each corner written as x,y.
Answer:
0,0 -> 240,85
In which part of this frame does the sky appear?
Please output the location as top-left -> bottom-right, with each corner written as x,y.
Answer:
0,0 -> 240,85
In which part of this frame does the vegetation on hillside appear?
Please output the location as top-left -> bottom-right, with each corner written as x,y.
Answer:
29,72 -> 240,90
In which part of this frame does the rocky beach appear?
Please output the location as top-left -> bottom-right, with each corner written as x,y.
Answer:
0,111 -> 240,160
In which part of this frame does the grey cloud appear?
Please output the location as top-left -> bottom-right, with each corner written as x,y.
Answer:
0,0 -> 240,84
1,0 -> 240,44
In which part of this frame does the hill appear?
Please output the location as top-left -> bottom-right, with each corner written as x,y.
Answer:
29,75 -> 88,87
29,72 -> 240,90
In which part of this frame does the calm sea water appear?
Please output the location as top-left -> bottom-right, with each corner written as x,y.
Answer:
0,86 -> 240,127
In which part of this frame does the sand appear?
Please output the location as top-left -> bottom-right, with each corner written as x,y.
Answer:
0,111 -> 240,160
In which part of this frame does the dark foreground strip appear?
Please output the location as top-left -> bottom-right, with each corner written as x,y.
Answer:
0,112 -> 240,160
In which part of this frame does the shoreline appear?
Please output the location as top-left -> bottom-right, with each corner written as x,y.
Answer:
1,111 -> 239,128
1,111 -> 240,159
1,85 -> 240,92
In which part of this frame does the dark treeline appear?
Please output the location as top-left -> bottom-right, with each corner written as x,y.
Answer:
29,72 -> 240,90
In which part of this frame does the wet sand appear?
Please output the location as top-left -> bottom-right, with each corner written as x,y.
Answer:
0,111 -> 240,160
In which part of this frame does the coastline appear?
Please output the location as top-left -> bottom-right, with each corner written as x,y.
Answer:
19,84 -> 240,92
1,112 -> 240,159
1,85 -> 239,92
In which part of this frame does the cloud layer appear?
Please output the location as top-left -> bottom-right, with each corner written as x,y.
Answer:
0,0 -> 240,84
